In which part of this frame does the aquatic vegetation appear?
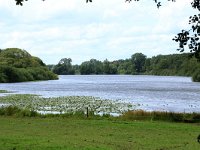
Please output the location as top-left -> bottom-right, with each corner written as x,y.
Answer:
0,94 -> 133,115
0,90 -> 10,93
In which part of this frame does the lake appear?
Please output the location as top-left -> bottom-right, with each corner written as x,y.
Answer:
0,75 -> 200,113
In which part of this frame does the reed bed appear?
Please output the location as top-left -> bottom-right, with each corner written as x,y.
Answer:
1,106 -> 200,123
121,110 -> 200,123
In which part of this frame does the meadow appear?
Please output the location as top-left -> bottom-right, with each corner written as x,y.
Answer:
0,116 -> 200,150
0,93 -> 200,149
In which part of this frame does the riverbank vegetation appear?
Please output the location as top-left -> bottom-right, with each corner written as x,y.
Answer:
0,94 -> 200,149
0,90 -> 10,93
0,48 -> 58,83
0,94 -> 200,123
49,53 -> 200,81
0,110 -> 200,150
0,106 -> 200,123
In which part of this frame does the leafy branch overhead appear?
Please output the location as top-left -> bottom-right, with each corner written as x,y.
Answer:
172,0 -> 200,59
15,0 -> 175,8
14,0 -> 200,59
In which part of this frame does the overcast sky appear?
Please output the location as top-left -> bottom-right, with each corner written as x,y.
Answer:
0,0 -> 197,64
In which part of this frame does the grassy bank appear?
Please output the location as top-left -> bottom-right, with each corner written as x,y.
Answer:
121,110 -> 200,123
0,116 -> 199,150
1,94 -> 200,149
1,105 -> 200,123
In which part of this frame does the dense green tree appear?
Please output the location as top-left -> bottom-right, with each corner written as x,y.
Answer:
80,59 -> 103,75
144,58 -> 151,72
103,59 -> 110,74
0,48 -> 58,83
46,64 -> 54,71
47,52 -> 200,81
80,61 -> 92,75
0,48 -> 45,68
73,65 -> 80,75
144,53 -> 200,79
45,52 -> 200,82
131,53 -> 146,73
117,59 -> 135,74
102,59 -> 117,74
53,58 -> 75,75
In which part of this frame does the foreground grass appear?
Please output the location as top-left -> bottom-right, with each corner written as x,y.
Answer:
0,116 -> 199,150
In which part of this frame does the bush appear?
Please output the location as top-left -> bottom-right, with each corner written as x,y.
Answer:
0,106 -> 39,117
120,110 -> 200,123
192,69 -> 200,82
0,106 -> 21,116
0,48 -> 58,83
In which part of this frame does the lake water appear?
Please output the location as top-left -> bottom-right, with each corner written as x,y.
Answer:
0,75 -> 200,113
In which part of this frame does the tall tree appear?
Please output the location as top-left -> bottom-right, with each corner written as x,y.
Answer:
80,59 -> 103,75
131,53 -> 146,73
53,58 -> 75,75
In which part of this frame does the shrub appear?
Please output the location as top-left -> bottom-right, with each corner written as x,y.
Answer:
192,69 -> 200,82
120,110 -> 200,123
0,106 -> 39,117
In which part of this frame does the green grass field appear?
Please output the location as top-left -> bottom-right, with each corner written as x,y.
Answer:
0,116 -> 199,150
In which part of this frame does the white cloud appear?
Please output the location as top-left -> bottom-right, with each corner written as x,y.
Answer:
0,0 -> 196,64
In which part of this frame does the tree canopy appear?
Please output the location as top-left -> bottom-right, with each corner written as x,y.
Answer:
48,52 -> 200,81
0,48 -> 58,83
53,58 -> 75,75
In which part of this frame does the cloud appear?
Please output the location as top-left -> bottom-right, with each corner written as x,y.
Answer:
0,0 -> 196,64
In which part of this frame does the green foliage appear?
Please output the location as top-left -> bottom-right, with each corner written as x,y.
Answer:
53,58 -> 75,75
117,59 -> 135,74
0,106 -> 38,117
80,59 -> 104,75
121,110 -> 200,123
0,90 -> 10,93
0,48 -> 58,83
192,69 -> 200,82
103,59 -> 117,74
53,53 -> 200,81
1,104 -> 200,123
131,53 -> 147,73
144,53 -> 200,81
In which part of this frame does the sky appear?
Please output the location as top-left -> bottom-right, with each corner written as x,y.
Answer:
0,0 -> 197,65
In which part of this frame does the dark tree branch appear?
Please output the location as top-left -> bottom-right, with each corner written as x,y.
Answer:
173,0 -> 200,60
15,0 -> 175,7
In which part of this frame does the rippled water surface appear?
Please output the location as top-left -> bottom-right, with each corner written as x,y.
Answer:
0,75 -> 200,112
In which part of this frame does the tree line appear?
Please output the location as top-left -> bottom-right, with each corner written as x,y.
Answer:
48,53 -> 200,82
0,48 -> 58,83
